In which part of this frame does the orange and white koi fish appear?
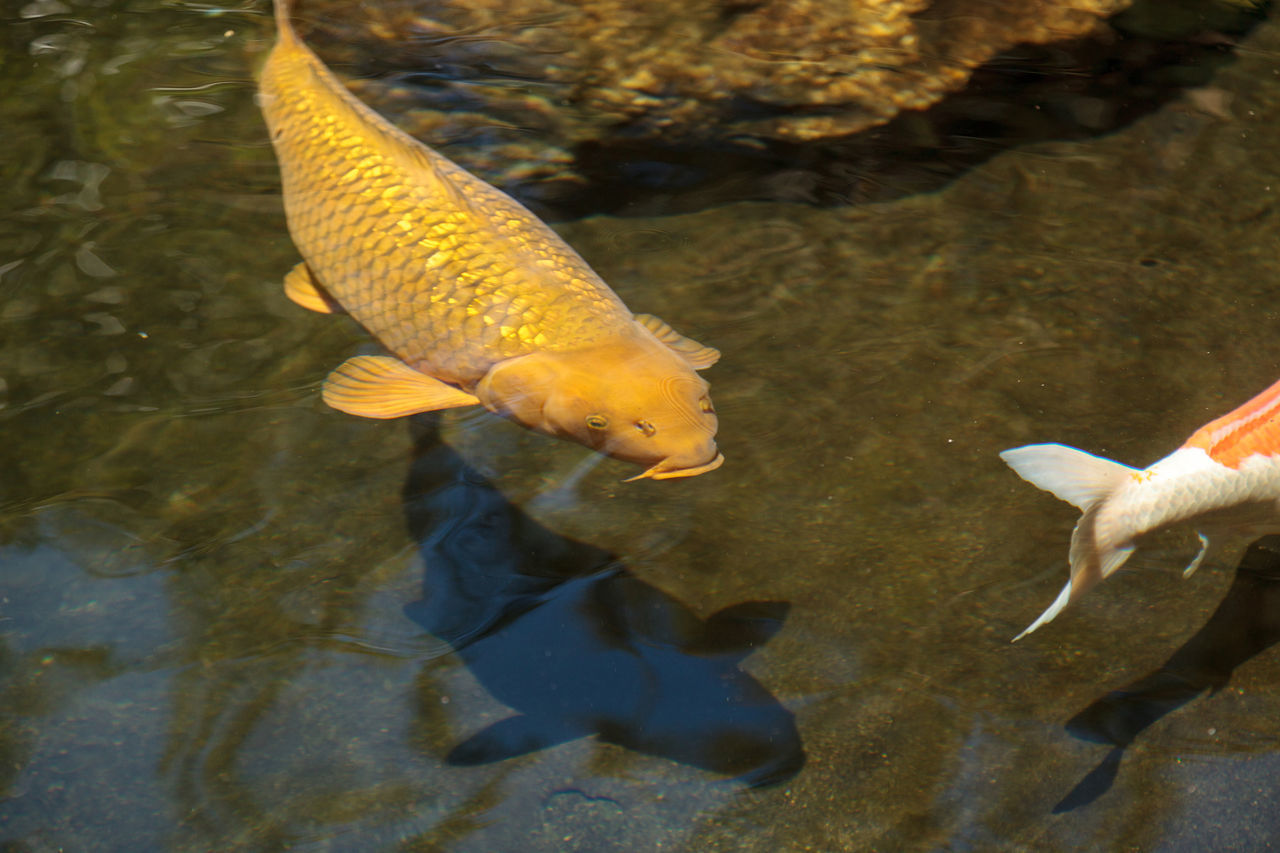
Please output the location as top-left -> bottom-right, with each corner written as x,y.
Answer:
1001,376 -> 1280,640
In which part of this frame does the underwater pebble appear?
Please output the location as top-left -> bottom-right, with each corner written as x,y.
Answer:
172,99 -> 224,118
28,33 -> 72,55
102,377 -> 134,396
86,285 -> 124,304
169,291 -> 200,313
2,300 -> 36,320
47,160 -> 110,212
83,312 -> 125,335
75,243 -> 117,278
20,0 -> 70,17
0,259 -> 25,281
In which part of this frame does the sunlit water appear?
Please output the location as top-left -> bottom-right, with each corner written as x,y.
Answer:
6,1 -> 1280,850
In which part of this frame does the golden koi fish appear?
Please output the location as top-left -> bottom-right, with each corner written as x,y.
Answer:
257,0 -> 722,479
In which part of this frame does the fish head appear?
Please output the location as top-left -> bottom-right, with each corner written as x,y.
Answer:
477,344 -> 722,479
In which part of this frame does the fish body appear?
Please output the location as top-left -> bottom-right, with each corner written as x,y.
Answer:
1001,376 -> 1280,639
257,0 -> 721,479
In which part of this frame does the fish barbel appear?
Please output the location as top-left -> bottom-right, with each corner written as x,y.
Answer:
1001,376 -> 1280,639
257,0 -> 722,479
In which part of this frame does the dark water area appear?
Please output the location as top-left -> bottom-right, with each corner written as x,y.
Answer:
400,419 -> 803,787
7,0 -> 1280,850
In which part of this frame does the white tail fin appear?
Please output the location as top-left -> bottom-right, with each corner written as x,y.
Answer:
999,443 -> 1134,510
1012,580 -> 1072,642
1000,443 -> 1138,640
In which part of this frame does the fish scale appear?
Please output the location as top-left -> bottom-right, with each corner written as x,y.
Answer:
258,18 -> 631,384
1096,446 -> 1280,551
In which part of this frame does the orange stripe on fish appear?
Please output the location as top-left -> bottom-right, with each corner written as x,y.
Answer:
1183,376 -> 1280,468
1001,376 -> 1280,640
257,0 -> 722,479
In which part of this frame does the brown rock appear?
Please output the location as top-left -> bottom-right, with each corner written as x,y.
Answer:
298,0 -> 1129,143
288,0 -> 1278,213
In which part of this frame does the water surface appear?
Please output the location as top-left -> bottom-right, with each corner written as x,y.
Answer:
6,2 -> 1280,850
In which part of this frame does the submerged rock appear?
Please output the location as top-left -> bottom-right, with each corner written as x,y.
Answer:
289,0 -> 1263,212
299,0 -> 1132,140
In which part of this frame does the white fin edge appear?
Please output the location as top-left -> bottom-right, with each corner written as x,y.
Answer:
1013,542 -> 1136,641
1183,532 -> 1211,578
1097,542 -> 1138,581
1000,443 -> 1135,510
1013,580 -> 1072,642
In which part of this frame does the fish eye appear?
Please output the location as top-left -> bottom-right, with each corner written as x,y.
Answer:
635,419 -> 656,437
585,414 -> 609,430
699,397 -> 714,414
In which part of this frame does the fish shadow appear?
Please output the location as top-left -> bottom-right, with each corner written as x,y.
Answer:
1054,535 -> 1280,813
400,419 -> 805,786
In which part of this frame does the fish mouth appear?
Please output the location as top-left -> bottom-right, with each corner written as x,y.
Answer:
624,451 -> 724,482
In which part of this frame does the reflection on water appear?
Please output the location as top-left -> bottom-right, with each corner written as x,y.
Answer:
401,419 -> 804,786
7,0 -> 1280,850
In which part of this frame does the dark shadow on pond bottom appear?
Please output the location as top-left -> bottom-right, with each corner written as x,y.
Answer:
1055,535 -> 1280,813
400,418 -> 804,786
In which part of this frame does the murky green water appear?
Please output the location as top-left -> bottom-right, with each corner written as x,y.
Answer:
7,1 -> 1280,850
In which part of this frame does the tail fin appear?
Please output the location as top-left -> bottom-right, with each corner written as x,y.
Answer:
999,444 -> 1132,510
273,0 -> 298,43
1000,443 -> 1137,640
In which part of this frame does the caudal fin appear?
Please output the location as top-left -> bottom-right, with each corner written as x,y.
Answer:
999,443 -> 1133,510
1012,580 -> 1072,642
1000,443 -> 1138,640
272,0 -> 299,44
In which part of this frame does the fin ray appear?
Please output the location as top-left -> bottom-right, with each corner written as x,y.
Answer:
1014,580 -> 1072,642
1000,443 -> 1134,510
284,261 -> 343,314
322,355 -> 478,418
635,313 -> 720,369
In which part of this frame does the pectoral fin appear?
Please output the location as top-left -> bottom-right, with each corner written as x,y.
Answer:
322,355 -> 478,418
635,313 -> 720,369
1183,532 -> 1213,578
284,262 -> 343,314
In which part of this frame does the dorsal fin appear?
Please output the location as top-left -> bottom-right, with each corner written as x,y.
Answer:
635,314 -> 720,369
